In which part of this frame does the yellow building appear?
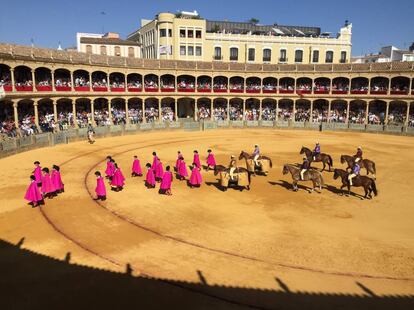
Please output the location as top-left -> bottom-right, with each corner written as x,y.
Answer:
128,11 -> 352,64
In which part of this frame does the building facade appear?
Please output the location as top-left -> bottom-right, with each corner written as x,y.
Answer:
128,12 -> 352,64
352,45 -> 414,63
77,32 -> 141,58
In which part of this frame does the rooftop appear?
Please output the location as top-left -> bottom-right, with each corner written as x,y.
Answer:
80,37 -> 140,47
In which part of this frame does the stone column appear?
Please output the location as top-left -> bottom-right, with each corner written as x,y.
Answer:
327,100 -> 332,123
125,98 -> 130,124
405,102 -> 410,126
53,100 -> 58,123
310,100 -> 314,123
346,100 -> 350,124
364,102 -> 369,124
124,73 -> 128,91
385,101 -> 390,125
158,99 -> 162,122
10,68 -> 15,91
142,98 -> 147,123
89,72 -> 93,91
32,70 -> 37,92
329,78 -> 333,95
367,78 -> 371,94
292,100 -> 296,122
227,99 -> 230,120
194,100 -> 198,121
90,99 -> 95,125
72,99 -> 78,128
275,99 -> 279,121
108,99 -> 113,125
51,70 -> 55,91
259,99 -> 262,121
33,100 -> 39,130
13,100 -> 19,127
242,99 -> 246,121
70,71 -> 74,91
387,78 -> 392,95
210,99 -> 213,120
174,98 -> 178,121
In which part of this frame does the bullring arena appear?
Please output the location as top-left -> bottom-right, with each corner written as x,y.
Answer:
1,44 -> 414,309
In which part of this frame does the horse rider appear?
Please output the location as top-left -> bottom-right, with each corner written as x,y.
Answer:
229,155 -> 237,181
354,146 -> 363,163
252,144 -> 260,167
348,162 -> 361,186
300,155 -> 310,180
312,142 -> 321,161
87,123 -> 95,144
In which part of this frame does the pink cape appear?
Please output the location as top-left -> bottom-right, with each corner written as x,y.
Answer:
189,168 -> 203,186
155,162 -> 164,179
51,170 -> 64,191
132,159 -> 142,175
206,153 -> 216,166
33,166 -> 42,184
41,173 -> 56,194
160,171 -> 173,190
95,176 -> 106,196
152,156 -> 159,170
110,168 -> 125,187
178,160 -> 188,177
193,154 -> 201,168
145,168 -> 156,186
105,161 -> 115,177
24,180 -> 43,203
175,155 -> 183,171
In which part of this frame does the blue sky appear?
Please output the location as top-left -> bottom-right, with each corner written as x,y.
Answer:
0,0 -> 413,56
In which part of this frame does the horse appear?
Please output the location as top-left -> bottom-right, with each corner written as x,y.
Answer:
340,155 -> 376,179
238,151 -> 272,175
333,169 -> 378,199
300,146 -> 333,171
214,165 -> 251,191
282,164 -> 324,192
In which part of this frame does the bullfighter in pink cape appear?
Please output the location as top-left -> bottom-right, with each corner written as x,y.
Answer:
206,149 -> 217,171
94,171 -> 106,200
33,161 -> 42,186
24,175 -> 43,207
175,151 -> 183,171
105,156 -> 115,179
155,159 -> 164,182
177,157 -> 188,180
189,163 -> 203,188
41,167 -> 56,199
152,152 -> 160,170
145,163 -> 156,188
159,165 -> 173,195
51,165 -> 64,194
193,150 -> 201,169
110,163 -> 125,191
131,155 -> 143,177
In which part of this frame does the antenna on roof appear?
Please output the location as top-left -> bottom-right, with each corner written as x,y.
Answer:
57,41 -> 63,51
30,38 -> 34,47
345,19 -> 349,27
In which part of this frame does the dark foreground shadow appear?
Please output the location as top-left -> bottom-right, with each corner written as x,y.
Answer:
0,238 -> 412,310
269,180 -> 312,192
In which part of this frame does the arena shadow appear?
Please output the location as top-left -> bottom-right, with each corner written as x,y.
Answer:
268,180 -> 314,192
1,238 -> 413,310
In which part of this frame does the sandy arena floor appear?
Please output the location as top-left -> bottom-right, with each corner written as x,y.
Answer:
0,129 -> 413,309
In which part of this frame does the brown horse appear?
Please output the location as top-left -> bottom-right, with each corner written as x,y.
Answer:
340,155 -> 376,179
282,164 -> 324,192
333,168 -> 378,199
238,151 -> 272,175
214,165 -> 251,191
300,146 -> 333,171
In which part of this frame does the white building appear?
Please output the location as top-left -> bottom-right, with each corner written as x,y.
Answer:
352,44 -> 414,63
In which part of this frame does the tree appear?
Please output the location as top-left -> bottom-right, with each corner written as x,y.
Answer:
212,24 -> 221,33
249,18 -> 259,25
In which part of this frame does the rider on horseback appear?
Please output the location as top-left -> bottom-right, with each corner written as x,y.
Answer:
312,142 -> 320,161
252,145 -> 260,167
354,147 -> 363,163
348,162 -> 360,186
300,155 -> 310,180
229,155 -> 237,181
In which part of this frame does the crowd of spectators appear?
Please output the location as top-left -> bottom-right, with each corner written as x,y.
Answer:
332,82 -> 349,92
144,79 -> 158,89
178,79 -> 195,89
296,83 -> 312,91
261,105 -> 276,121
262,83 -> 276,91
212,106 -> 227,121
0,72 -> 11,86
313,82 -> 330,92
127,81 -> 142,89
36,79 -> 51,87
197,106 -> 211,120
111,107 -> 126,125
197,81 -> 211,90
74,76 -> 89,87
145,107 -> 159,122
55,78 -> 71,87
351,82 -> 368,92
294,108 -> 310,122
328,108 -> 347,123
229,82 -> 243,90
92,78 -> 107,88
161,79 -> 175,90
244,107 -> 259,120
0,119 -> 17,138
213,82 -> 227,90
161,106 -> 175,121
229,104 -> 243,120
128,108 -> 143,124
348,108 -> 366,124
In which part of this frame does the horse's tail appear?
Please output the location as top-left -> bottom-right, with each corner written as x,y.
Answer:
371,179 -> 378,196
247,171 -> 251,185
328,155 -> 333,168
319,172 -> 324,187
268,157 -> 273,168
372,161 -> 376,174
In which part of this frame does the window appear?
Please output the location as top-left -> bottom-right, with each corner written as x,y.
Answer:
188,30 -> 194,38
196,30 -> 202,38
340,51 -> 347,63
263,48 -> 271,62
160,29 -> 167,37
180,46 -> 186,56
196,46 -> 202,56
312,50 -> 319,63
180,29 -> 186,38
128,47 -> 135,58
295,50 -> 303,63
214,46 -> 222,60
248,48 -> 255,61
188,46 -> 194,56
325,51 -> 334,63
86,45 -> 92,53
114,46 -> 121,56
230,47 -> 238,61
100,45 -> 107,55
168,29 -> 172,37
279,49 -> 287,62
